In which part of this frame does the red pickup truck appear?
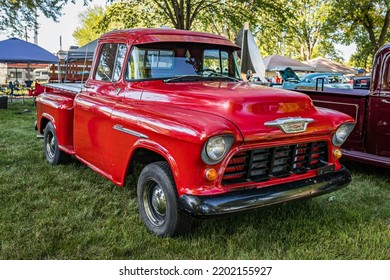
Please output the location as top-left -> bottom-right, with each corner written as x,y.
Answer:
36,28 -> 355,237
294,43 -> 390,169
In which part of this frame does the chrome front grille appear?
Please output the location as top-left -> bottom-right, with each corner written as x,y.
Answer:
222,141 -> 328,185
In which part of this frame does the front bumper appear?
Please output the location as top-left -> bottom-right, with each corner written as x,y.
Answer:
178,167 -> 351,216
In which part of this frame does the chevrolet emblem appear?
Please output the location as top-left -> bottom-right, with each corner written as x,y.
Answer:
264,117 -> 314,134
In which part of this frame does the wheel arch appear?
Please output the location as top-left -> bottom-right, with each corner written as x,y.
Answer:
39,113 -> 55,134
123,140 -> 180,188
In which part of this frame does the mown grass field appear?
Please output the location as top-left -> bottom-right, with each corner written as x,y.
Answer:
0,100 -> 389,260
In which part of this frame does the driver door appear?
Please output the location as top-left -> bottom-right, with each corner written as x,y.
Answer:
74,42 -> 127,176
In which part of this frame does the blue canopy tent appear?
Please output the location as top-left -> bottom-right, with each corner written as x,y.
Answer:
0,37 -> 59,87
0,37 -> 59,64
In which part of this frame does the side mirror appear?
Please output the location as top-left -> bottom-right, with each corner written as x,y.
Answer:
97,64 -> 112,81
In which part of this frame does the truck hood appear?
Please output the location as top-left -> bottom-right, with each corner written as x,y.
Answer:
136,81 -> 341,141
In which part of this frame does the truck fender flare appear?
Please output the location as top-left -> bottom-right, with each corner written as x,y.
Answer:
125,139 -> 180,184
39,113 -> 56,133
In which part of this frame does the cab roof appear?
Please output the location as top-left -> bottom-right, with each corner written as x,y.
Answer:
99,28 -> 240,49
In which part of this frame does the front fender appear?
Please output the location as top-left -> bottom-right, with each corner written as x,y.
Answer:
110,104 -> 244,192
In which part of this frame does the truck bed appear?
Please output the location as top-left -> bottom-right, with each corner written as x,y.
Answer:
294,88 -> 370,97
293,87 -> 369,154
44,83 -> 84,94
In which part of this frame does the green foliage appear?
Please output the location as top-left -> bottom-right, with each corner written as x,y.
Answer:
0,0 -> 91,36
312,40 -> 344,63
151,0 -> 219,30
86,0 -> 338,61
73,5 -> 105,46
0,101 -> 389,259
99,1 -> 166,30
73,0 -> 388,68
272,0 -> 336,61
331,0 -> 390,67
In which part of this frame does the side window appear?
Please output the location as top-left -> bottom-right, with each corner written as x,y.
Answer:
113,44 -> 127,81
94,43 -> 127,82
385,55 -> 390,90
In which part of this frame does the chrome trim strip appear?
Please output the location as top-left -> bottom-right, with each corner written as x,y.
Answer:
113,124 -> 148,139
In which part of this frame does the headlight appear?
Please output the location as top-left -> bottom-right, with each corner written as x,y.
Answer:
202,135 -> 234,164
332,122 -> 355,146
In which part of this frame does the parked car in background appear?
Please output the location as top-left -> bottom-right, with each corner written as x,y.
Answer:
33,68 -> 49,82
353,75 -> 371,90
282,69 -> 353,90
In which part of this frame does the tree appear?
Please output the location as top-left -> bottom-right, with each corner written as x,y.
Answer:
0,0 -> 91,36
239,0 -> 341,62
348,32 -> 374,69
98,1 -> 166,31
331,0 -> 390,68
73,5 -> 106,46
75,0 -> 340,63
105,0 -> 222,30
102,0 -> 285,35
278,0 -> 336,61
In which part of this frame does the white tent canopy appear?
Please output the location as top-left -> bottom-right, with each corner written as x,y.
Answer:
304,57 -> 358,74
263,55 -> 314,72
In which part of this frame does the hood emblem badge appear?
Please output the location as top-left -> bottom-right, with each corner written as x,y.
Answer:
264,117 -> 314,134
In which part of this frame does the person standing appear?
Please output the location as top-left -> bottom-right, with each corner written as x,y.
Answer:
8,81 -> 14,95
276,74 -> 281,84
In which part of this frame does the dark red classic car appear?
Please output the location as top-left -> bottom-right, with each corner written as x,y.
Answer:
36,28 -> 355,237
294,44 -> 390,168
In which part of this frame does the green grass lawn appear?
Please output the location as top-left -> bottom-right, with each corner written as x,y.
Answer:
0,101 -> 389,260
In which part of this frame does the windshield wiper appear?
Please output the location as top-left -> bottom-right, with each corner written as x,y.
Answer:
163,75 -> 203,83
164,74 -> 241,83
206,72 -> 241,82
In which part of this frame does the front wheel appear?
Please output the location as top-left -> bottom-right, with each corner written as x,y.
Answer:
137,161 -> 193,237
44,121 -> 70,165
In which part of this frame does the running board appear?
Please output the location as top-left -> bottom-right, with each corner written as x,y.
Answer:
342,149 -> 390,168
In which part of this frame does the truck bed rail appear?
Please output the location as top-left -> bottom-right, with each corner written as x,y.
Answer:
44,83 -> 84,94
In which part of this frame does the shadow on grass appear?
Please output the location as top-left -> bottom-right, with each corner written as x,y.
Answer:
342,160 -> 390,179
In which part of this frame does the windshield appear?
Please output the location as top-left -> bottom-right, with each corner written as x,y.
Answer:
125,42 -> 241,81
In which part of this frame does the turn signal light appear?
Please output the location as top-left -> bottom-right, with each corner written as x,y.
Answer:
205,168 -> 218,181
333,149 -> 342,159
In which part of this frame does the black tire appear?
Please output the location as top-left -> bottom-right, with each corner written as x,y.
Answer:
137,161 -> 193,237
44,121 -> 70,165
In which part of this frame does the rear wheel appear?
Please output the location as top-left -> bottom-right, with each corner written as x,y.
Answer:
44,121 -> 70,165
137,161 -> 193,237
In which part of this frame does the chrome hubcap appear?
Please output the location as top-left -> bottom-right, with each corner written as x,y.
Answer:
151,187 -> 166,216
46,132 -> 55,159
143,180 -> 167,226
